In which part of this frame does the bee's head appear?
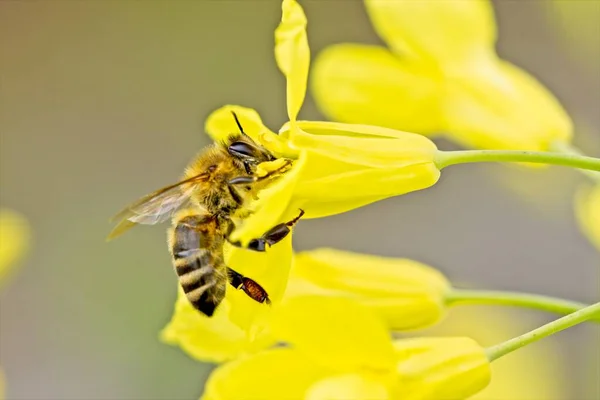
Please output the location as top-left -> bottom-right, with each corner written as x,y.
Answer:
226,112 -> 275,170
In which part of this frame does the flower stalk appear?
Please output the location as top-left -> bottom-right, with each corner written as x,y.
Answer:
550,140 -> 600,182
446,289 -> 599,322
435,149 -> 600,172
486,301 -> 600,362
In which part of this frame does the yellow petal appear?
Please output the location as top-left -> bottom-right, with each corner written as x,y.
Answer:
223,235 -> 294,333
392,337 -> 491,400
291,249 -> 449,330
310,44 -> 442,134
444,60 -> 573,151
364,0 -> 496,68
274,0 -> 310,122
202,348 -> 332,400
0,209 -> 30,284
575,184 -> 600,251
306,374 -> 390,400
160,289 -> 274,363
271,295 -> 396,373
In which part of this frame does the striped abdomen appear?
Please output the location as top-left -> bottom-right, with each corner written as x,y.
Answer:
169,213 -> 227,317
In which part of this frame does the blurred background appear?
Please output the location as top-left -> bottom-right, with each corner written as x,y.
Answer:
1,1 -> 598,399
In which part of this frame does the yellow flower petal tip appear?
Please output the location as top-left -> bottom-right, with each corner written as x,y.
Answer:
0,209 -> 30,284
575,184 -> 600,250
393,337 -> 491,400
204,105 -> 297,159
290,248 -> 450,330
160,289 -> 274,363
271,295 -> 396,372
204,105 -> 270,143
275,0 -> 310,122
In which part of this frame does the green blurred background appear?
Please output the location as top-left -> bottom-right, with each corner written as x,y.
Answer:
1,1 -> 598,399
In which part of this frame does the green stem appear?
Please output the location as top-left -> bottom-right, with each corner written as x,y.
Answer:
446,289 -> 598,322
550,140 -> 600,182
435,149 -> 600,172
486,302 -> 600,362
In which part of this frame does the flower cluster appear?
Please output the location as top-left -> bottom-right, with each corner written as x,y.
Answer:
160,1 -> 600,399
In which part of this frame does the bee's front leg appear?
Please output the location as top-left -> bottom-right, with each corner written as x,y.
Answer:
226,209 -> 304,252
227,159 -> 292,186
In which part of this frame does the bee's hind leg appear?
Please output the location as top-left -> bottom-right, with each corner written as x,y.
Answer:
227,268 -> 271,304
227,209 -> 304,252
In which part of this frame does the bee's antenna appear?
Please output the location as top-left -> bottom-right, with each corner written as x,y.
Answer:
231,111 -> 246,135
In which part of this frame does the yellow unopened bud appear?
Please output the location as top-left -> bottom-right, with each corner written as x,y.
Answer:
289,248 -> 450,330
392,337 -> 491,400
286,121 -> 441,219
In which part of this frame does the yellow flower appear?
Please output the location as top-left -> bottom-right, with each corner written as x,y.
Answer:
575,184 -> 600,251
288,248 -> 450,330
0,208 -> 30,284
311,0 -> 573,151
202,296 -> 490,400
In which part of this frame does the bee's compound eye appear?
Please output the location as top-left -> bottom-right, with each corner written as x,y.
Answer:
228,141 -> 256,158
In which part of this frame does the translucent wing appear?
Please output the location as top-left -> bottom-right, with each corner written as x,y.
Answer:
107,173 -> 208,240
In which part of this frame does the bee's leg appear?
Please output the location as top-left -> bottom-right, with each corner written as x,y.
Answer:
227,159 -> 292,186
227,268 -> 271,304
227,209 -> 304,252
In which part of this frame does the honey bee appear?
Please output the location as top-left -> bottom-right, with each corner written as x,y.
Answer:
108,112 -> 303,316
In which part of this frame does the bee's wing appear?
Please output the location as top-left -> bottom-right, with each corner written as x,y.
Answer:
107,173 -> 208,240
